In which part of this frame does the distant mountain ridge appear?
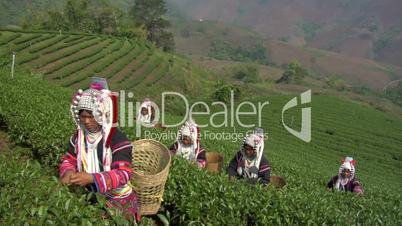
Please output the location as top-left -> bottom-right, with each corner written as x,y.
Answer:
166,0 -> 402,67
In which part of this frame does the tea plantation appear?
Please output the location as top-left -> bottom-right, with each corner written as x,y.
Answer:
0,67 -> 401,225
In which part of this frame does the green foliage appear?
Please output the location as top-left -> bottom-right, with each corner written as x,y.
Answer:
53,41 -> 119,84
17,54 -> 41,65
164,158 -> 397,225
0,154 -> 115,224
0,135 -> 139,225
0,68 -> 73,166
384,81 -> 402,106
0,29 -> 209,98
93,41 -> 136,74
29,35 -> 70,54
232,64 -> 261,83
21,0 -> 145,40
130,0 -> 175,51
13,35 -> 54,53
131,0 -> 167,27
136,56 -> 164,81
0,55 -> 10,67
102,42 -> 143,77
1,68 -> 402,224
23,0 -> 88,32
45,39 -> 112,77
143,62 -> 169,87
158,31 -> 175,52
0,0 -> 62,27
208,39 -> 269,65
276,61 -> 308,84
13,34 -> 42,45
107,43 -> 147,82
211,80 -> 242,103
325,75 -> 348,91
63,35 -> 87,44
37,38 -> 102,68
0,32 -> 22,46
117,52 -> 152,86
39,35 -> 88,55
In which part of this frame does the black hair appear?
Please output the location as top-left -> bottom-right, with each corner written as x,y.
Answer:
78,109 -> 93,115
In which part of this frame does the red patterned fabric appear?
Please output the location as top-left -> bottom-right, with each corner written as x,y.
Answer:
59,128 -> 139,219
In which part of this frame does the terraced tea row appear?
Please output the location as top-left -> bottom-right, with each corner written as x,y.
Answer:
0,30 -> 179,92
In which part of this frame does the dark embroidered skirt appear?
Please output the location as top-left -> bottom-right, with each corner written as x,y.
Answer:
106,191 -> 141,221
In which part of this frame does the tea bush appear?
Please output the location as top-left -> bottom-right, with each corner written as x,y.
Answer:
1,67 -> 401,225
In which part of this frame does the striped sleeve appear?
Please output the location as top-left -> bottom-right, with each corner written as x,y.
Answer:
352,180 -> 364,194
92,129 -> 133,193
110,129 -> 133,163
196,145 -> 206,168
227,151 -> 242,177
59,134 -> 78,177
258,156 -> 271,185
169,142 -> 178,155
92,163 -> 133,193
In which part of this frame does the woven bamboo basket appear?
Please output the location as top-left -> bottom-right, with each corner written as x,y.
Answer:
131,139 -> 171,215
206,152 -> 224,173
269,175 -> 287,188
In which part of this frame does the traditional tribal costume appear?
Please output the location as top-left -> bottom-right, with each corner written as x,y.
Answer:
227,129 -> 270,185
169,119 -> 206,168
327,157 -> 363,194
137,98 -> 154,125
59,79 -> 139,219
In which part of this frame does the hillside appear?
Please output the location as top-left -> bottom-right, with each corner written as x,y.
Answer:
0,67 -> 401,224
167,0 -> 402,67
170,19 -> 402,91
0,0 -> 131,26
2,1 -> 401,93
0,29 -> 215,98
1,0 -> 401,66
0,0 -> 62,27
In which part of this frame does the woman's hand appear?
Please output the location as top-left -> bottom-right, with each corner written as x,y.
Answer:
60,170 -> 74,185
70,172 -> 94,186
247,178 -> 258,185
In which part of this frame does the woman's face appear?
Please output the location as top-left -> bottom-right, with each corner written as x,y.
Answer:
342,169 -> 351,178
79,110 -> 100,132
244,144 -> 256,159
141,107 -> 149,116
182,136 -> 192,146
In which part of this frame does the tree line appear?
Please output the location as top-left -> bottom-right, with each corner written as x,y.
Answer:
22,0 -> 174,52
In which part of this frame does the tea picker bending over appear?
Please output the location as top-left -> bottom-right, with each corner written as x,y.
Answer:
327,156 -> 363,195
227,128 -> 270,185
59,78 -> 140,220
169,118 -> 206,168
